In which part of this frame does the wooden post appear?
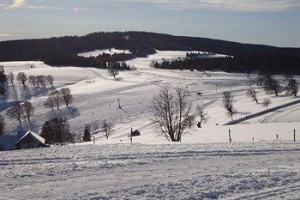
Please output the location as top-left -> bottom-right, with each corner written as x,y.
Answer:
276,134 -> 278,140
294,129 -> 296,142
93,136 -> 95,145
229,129 -> 232,143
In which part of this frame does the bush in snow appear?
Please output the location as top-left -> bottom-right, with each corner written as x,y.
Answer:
222,91 -> 236,120
262,98 -> 271,109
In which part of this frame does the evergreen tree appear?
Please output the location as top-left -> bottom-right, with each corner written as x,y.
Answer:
41,118 -> 74,144
83,124 -> 91,142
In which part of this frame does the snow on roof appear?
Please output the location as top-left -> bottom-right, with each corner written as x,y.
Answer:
16,130 -> 45,144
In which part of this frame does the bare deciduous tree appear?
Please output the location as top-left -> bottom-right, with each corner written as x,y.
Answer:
6,72 -> 14,86
222,91 -> 236,120
36,75 -> 46,87
101,120 -> 115,139
44,95 -> 56,112
22,101 -> 34,125
264,75 -> 281,96
51,90 -> 62,110
196,105 -> 209,128
16,72 -> 27,87
246,88 -> 259,103
60,88 -> 73,109
151,86 -> 193,142
286,78 -> 298,97
0,115 -> 5,135
46,75 -> 54,87
28,75 -> 38,89
6,103 -> 23,126
108,68 -> 119,79
262,98 -> 271,109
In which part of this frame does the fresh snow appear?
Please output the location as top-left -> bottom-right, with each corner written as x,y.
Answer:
0,142 -> 299,199
0,50 -> 300,199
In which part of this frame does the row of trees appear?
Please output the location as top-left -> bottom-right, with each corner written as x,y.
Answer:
6,72 -> 54,88
0,69 -> 55,97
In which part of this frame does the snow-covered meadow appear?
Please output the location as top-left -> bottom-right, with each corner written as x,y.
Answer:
0,50 -> 300,199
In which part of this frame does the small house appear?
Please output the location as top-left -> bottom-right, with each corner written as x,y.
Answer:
15,130 -> 47,149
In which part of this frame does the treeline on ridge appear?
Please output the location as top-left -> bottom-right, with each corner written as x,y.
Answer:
152,52 -> 300,75
0,31 -> 300,73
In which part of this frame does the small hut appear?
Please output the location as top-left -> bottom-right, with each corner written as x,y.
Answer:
15,130 -> 47,149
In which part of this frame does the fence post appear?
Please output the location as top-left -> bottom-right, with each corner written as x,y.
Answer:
229,129 -> 232,143
93,136 -> 95,145
294,129 -> 296,142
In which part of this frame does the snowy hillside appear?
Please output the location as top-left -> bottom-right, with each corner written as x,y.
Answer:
0,51 -> 300,199
1,51 -> 300,144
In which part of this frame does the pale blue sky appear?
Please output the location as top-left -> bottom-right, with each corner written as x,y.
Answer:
0,0 -> 300,47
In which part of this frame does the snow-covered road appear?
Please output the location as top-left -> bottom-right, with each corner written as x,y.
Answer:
1,142 -> 299,199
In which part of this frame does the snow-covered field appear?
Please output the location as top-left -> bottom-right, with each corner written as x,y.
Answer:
0,50 -> 300,199
0,142 -> 299,199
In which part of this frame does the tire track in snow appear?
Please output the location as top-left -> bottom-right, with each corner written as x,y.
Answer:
261,103 -> 300,123
229,183 -> 300,200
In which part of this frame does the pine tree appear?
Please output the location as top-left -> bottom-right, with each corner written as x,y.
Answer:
83,124 -> 91,142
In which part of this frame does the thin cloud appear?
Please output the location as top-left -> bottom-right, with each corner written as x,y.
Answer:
3,0 -> 87,11
119,0 -> 300,12
0,33 -> 10,37
6,0 -> 25,9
